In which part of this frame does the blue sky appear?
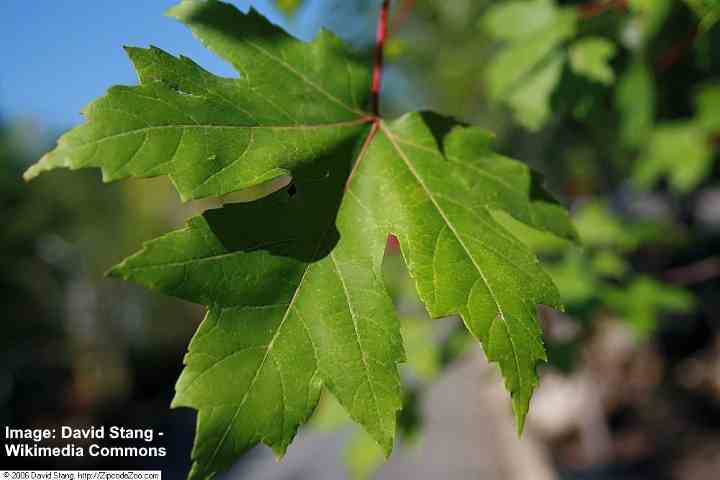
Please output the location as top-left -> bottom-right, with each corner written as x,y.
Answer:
0,1 -> 332,129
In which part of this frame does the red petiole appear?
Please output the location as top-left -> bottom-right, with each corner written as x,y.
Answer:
370,0 -> 390,117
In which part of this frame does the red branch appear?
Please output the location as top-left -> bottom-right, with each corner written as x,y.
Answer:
579,0 -> 627,20
346,1 -> 390,189
371,0 -> 390,116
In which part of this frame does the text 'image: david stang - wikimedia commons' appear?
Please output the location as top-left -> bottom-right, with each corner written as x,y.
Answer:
3,427 -> 167,459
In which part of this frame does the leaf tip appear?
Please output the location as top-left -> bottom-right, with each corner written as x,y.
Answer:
187,461 -> 215,480
512,396 -> 530,436
165,0 -> 198,24
271,445 -> 288,462
122,45 -> 148,62
166,0 -> 218,22
22,165 -> 38,182
165,0 -> 190,17
23,153 -> 55,182
381,442 -> 394,460
105,262 -> 128,280
374,428 -> 396,460
169,388 -> 188,410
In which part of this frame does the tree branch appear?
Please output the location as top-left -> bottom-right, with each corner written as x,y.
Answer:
579,0 -> 628,21
664,257 -> 720,286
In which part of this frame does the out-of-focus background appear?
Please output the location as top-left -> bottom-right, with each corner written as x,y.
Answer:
2,0 -> 720,478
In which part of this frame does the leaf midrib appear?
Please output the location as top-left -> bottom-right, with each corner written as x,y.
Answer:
199,257 -> 313,470
328,251 -> 385,442
380,122 -> 525,387
194,122 -> 379,468
391,135 -> 531,209
61,118 -> 371,150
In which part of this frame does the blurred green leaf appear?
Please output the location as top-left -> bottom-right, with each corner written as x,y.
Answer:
345,430 -> 386,480
635,122 -> 713,193
482,0 -> 558,39
569,37 -> 616,85
685,0 -> 720,29
616,59 -> 655,146
591,250 -> 629,278
310,392 -> 354,431
574,201 -> 637,250
603,276 -> 694,336
696,83 -> 720,133
275,0 -> 303,16
483,0 -> 577,130
401,316 -> 440,383
504,53 -> 567,130
545,250 -> 598,305
627,0 -> 673,44
573,201 -> 678,250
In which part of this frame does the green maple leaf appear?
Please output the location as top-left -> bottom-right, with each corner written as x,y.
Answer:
25,1 -> 576,478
